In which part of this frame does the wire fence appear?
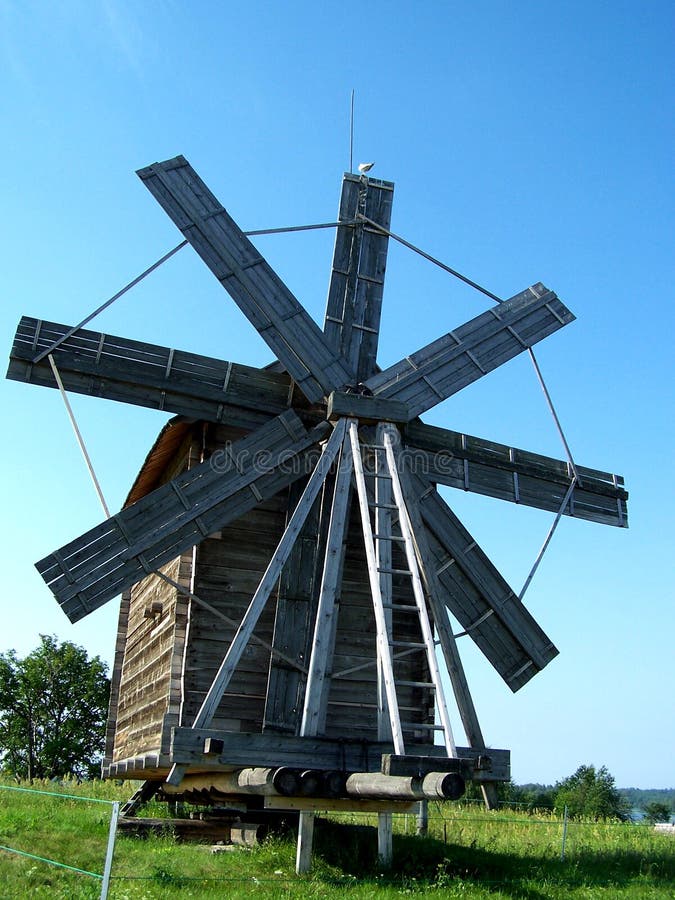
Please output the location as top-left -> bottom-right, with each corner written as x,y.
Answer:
0,783 -> 670,897
0,783 -> 119,898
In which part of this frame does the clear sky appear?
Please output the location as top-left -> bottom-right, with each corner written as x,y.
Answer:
1,1 -> 673,789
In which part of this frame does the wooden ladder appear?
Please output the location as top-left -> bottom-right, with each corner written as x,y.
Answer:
349,420 -> 457,759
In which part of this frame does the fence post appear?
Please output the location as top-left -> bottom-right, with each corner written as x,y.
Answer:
416,800 -> 428,836
560,804 -> 569,861
100,801 -> 120,899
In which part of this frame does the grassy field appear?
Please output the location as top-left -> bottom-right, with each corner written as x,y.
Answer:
0,779 -> 672,898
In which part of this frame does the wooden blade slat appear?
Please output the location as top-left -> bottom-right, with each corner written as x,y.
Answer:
408,473 -> 558,691
137,156 -> 354,402
406,421 -> 628,528
366,284 -> 574,419
37,412 -> 330,623
324,173 -> 394,380
7,317 -> 293,430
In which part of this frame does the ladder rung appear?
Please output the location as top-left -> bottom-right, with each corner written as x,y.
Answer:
382,603 -> 418,611
401,722 -> 445,731
361,444 -> 386,450
378,567 -> 412,575
371,503 -> 398,510
397,680 -> 436,689
373,533 -> 406,541
391,640 -> 426,648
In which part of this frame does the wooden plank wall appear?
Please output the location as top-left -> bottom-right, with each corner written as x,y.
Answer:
107,420 -> 438,777
182,500 -> 286,733
106,427 -> 201,775
107,554 -> 190,768
262,478 -> 327,734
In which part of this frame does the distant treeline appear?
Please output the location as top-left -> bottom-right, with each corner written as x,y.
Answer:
619,787 -> 675,809
512,783 -> 674,815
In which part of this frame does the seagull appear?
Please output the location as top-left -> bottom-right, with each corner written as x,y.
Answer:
358,162 -> 375,174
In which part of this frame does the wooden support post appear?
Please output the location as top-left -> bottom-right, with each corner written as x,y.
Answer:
295,422 -> 355,874
378,814 -> 393,867
300,425 -> 354,736
417,800 -> 428,836
296,812 -> 315,874
374,423 -> 394,866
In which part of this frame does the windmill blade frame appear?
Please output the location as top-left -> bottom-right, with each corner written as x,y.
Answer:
7,316 -> 294,430
138,156 -> 356,402
365,283 -> 575,420
37,412 -> 330,622
405,420 -> 628,528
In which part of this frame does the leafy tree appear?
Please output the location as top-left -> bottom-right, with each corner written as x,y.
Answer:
554,764 -> 630,820
642,801 -> 672,824
516,784 -> 555,812
0,635 -> 110,781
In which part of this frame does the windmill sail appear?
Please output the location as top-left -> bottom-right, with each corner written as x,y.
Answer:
138,156 -> 355,402
37,412 -> 329,622
366,284 -> 574,419
7,317 -> 292,430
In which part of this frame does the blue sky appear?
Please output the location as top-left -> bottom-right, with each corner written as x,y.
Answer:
1,1 -> 673,789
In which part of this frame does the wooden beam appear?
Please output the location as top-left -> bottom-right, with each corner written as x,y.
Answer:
345,772 -> 466,801
37,413 -> 330,622
365,284 -> 575,420
169,728 -> 511,781
405,419 -> 628,528
293,423 -> 354,875
138,156 -> 354,403
374,423 -> 394,746
7,317 -> 293,430
161,768 -> 301,797
266,796 -> 418,814
300,426 -> 354,737
327,390 -> 409,423
323,173 -> 394,381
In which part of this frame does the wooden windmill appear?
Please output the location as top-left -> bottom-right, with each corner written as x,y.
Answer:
7,157 -> 628,869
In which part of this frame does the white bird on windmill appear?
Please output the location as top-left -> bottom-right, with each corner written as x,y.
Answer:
358,162 -> 375,174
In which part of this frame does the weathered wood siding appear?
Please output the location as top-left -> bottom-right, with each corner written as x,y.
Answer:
106,420 -> 435,777
108,556 -> 190,770
105,431 -> 198,776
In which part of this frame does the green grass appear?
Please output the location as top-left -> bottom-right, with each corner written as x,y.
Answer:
0,780 -> 672,898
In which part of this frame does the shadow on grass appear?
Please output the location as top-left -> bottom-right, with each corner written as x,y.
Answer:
312,819 -> 675,897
